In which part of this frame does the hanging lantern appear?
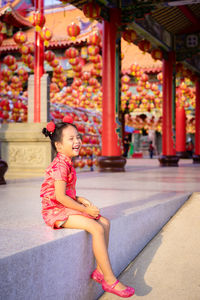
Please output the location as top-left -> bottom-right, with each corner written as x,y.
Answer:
122,29 -> 137,43
88,31 -> 101,45
138,39 -> 151,53
82,71 -> 90,82
141,74 -> 149,82
3,55 -> 16,66
89,78 -> 98,86
54,65 -> 63,74
22,54 -> 34,65
121,75 -> 130,84
83,2 -> 101,20
40,27 -> 52,47
157,72 -> 163,81
94,62 -> 102,70
69,57 -> 79,66
13,31 -> 27,45
44,50 -> 55,63
9,63 -> 18,71
67,22 -> 80,41
73,78 -> 82,87
50,58 -> 59,68
87,45 -> 99,56
65,47 -> 79,59
19,44 -> 30,55
151,48 -> 163,60
72,64 -> 82,72
29,11 -> 46,32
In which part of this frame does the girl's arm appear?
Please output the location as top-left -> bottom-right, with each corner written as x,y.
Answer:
76,196 -> 93,207
55,181 -> 100,217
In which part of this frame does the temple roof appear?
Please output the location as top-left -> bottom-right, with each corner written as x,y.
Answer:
0,2 -> 32,28
0,5 -> 162,72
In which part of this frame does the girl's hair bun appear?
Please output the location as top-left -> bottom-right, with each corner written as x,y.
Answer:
42,128 -> 50,137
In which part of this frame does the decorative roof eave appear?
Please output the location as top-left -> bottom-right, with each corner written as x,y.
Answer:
0,36 -> 88,53
0,3 -> 32,28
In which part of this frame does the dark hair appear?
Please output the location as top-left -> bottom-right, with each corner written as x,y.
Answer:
42,122 -> 77,152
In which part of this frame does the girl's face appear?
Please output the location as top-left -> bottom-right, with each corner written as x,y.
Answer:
55,125 -> 82,158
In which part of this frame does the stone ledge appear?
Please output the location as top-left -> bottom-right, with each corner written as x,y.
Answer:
0,194 -> 189,300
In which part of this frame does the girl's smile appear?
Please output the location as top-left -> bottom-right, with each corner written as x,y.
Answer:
55,125 -> 82,158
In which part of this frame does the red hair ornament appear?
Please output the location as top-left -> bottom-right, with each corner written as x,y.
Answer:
63,115 -> 73,124
46,121 -> 55,133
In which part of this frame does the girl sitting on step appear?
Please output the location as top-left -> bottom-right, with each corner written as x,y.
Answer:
40,115 -> 135,298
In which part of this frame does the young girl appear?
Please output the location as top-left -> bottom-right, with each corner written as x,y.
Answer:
40,115 -> 135,298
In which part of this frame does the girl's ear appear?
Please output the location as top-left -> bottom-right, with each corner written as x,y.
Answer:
55,141 -> 62,152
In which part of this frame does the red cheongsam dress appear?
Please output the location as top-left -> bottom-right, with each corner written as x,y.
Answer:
40,152 -> 100,229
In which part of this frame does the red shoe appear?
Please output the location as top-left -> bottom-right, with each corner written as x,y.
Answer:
91,269 -> 104,284
102,279 -> 135,298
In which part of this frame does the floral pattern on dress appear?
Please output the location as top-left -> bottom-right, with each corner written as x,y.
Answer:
40,152 -> 100,229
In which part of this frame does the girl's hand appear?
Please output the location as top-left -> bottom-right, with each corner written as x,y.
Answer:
78,196 -> 92,207
84,206 -> 100,218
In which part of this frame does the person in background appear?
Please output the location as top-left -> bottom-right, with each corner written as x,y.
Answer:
148,141 -> 154,159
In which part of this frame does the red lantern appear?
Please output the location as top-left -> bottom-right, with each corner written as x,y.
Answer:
9,63 -> 18,71
3,55 -> 16,66
89,78 -> 98,86
88,31 -> 101,45
29,11 -> 46,32
44,50 -> 55,62
82,72 -> 90,82
151,48 -> 163,60
157,72 -> 163,81
67,23 -> 80,40
83,2 -> 101,20
50,58 -> 59,68
122,29 -> 137,43
138,39 -> 151,53
68,57 -> 79,66
90,54 -> 101,64
87,45 -> 99,56
121,75 -> 130,84
13,31 -> 27,45
40,27 -> 52,46
65,47 -> 79,59
72,64 -> 82,72
54,65 -> 63,74
141,74 -> 149,82
94,62 -> 102,70
73,78 -> 82,87
19,44 -> 30,55
23,54 -> 34,65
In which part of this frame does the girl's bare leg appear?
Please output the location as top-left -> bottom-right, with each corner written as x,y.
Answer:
62,215 -> 126,290
96,216 -> 110,274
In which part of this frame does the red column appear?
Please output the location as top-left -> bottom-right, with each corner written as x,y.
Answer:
176,106 -> 186,153
159,52 -> 179,166
194,79 -> 200,155
98,8 -> 126,171
101,8 -> 121,156
162,52 -> 174,156
34,0 -> 44,123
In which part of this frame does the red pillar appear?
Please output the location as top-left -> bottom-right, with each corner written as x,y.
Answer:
98,8 -> 126,172
159,52 -> 179,166
193,79 -> 200,163
34,0 -> 44,123
176,106 -> 186,156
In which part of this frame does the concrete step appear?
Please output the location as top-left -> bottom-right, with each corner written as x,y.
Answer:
99,192 -> 200,300
0,186 -> 189,300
